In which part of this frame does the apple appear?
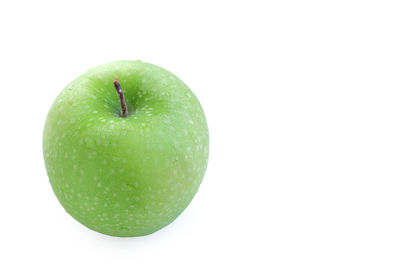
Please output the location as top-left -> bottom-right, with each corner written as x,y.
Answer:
42,60 -> 209,237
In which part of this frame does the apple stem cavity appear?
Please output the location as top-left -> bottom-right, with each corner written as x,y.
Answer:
114,78 -> 128,117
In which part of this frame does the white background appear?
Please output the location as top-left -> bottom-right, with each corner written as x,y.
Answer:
1,0 -> 400,266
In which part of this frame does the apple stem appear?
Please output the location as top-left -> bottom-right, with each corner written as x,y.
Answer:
113,78 -> 128,117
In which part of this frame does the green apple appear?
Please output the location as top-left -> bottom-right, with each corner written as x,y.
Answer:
43,60 -> 209,237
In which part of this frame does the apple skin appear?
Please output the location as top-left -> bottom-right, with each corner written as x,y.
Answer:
43,61 -> 209,237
